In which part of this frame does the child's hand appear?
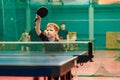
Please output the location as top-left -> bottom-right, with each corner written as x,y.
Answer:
36,14 -> 41,19
34,14 -> 41,22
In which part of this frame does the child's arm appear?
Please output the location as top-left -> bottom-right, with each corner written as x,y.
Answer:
35,15 -> 42,36
19,34 -> 23,41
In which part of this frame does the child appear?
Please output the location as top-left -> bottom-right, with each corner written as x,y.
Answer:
35,15 -> 72,80
19,30 -> 30,51
35,15 -> 65,52
58,22 -> 68,40
35,15 -> 59,41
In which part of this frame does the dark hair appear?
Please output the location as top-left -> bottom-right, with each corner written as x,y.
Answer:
61,22 -> 65,25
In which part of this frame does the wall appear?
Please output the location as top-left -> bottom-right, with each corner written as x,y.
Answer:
0,0 -> 27,41
94,4 -> 120,49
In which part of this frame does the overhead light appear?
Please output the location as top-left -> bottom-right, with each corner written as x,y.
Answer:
50,0 -> 63,5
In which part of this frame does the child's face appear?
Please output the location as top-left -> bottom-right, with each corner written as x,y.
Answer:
45,27 -> 57,39
61,24 -> 65,30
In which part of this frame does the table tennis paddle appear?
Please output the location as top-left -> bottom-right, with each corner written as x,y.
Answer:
36,6 -> 48,18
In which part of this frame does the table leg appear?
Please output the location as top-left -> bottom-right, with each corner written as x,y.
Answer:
66,71 -> 73,80
33,77 -> 47,80
33,76 -> 39,80
48,77 -> 52,80
44,77 -> 47,80
53,77 -> 59,80
60,75 -> 66,80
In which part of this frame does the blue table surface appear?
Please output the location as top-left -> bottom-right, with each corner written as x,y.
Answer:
0,51 -> 86,66
0,56 -> 76,66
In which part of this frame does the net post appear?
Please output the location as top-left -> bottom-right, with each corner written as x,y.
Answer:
88,41 -> 93,57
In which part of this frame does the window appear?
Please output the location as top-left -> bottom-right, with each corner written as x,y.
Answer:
94,0 -> 120,5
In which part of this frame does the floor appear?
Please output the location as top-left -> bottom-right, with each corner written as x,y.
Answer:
0,50 -> 120,80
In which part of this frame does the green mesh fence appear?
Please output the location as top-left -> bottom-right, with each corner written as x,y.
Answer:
0,0 -> 28,41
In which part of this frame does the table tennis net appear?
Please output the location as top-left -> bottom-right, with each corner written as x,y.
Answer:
0,41 -> 93,55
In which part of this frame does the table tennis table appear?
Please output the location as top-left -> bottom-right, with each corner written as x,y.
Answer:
0,41 -> 93,80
